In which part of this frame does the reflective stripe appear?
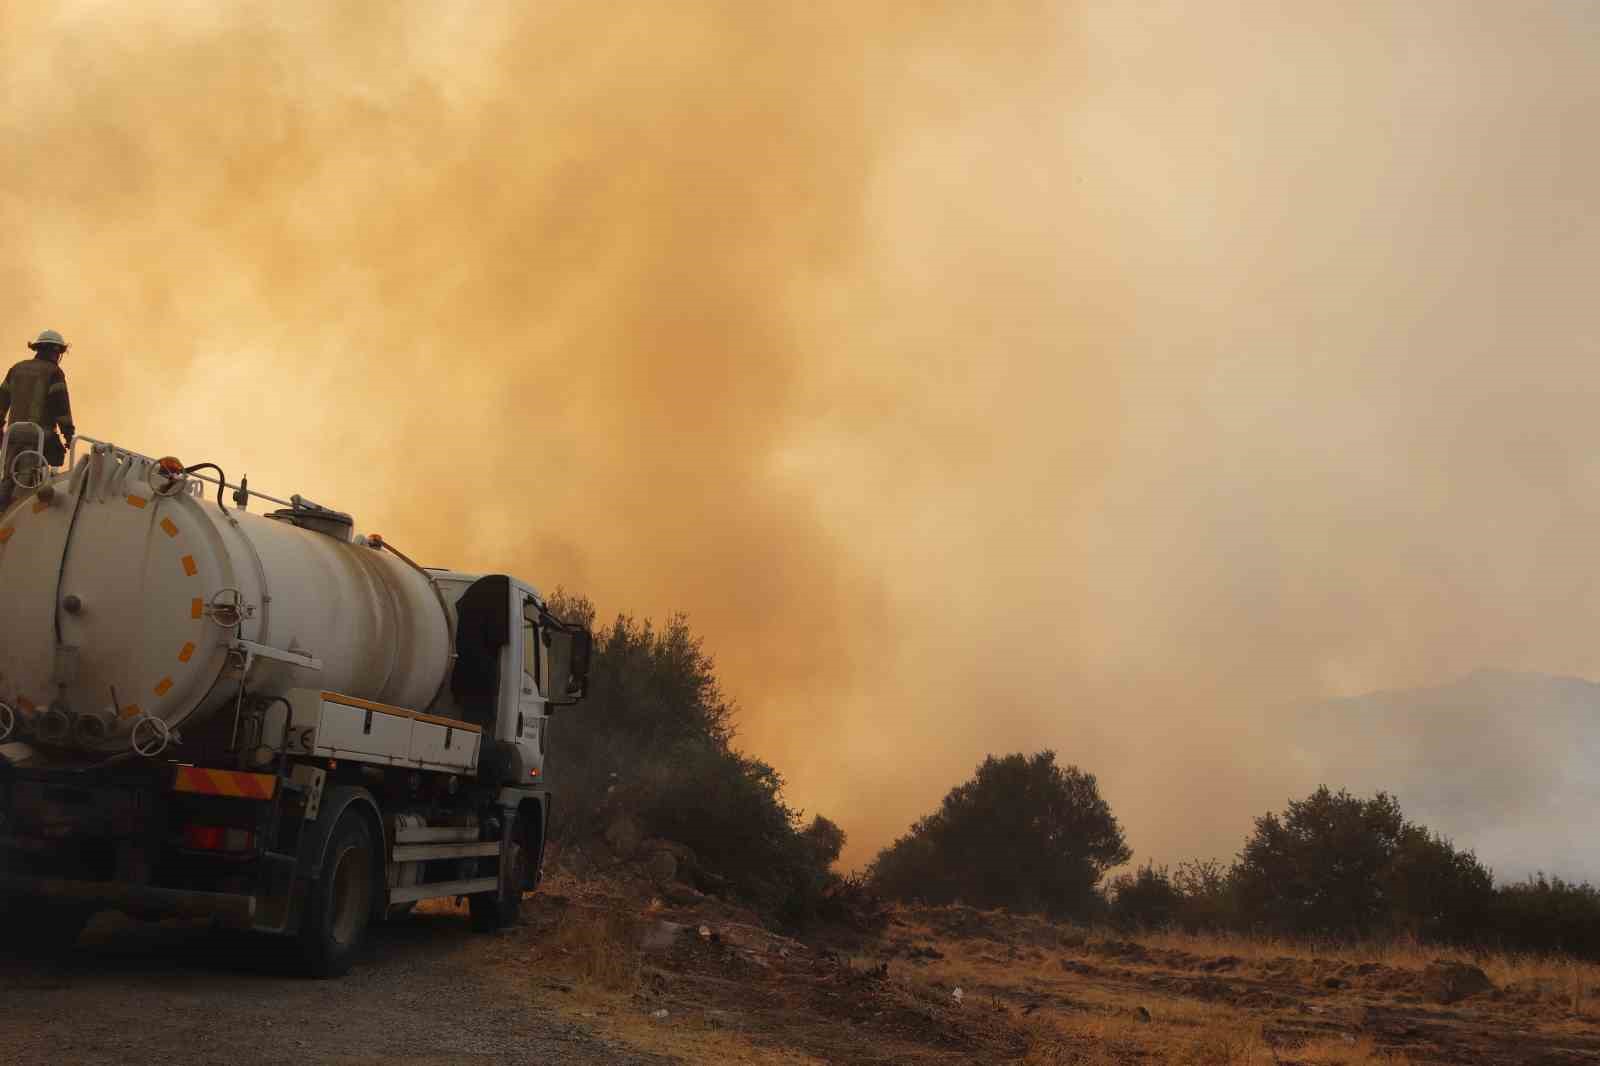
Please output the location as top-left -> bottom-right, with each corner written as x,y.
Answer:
172,766 -> 277,800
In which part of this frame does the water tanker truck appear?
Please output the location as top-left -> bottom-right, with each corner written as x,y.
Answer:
0,430 -> 591,975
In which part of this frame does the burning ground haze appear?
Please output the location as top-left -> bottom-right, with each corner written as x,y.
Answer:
6,2 -> 1600,872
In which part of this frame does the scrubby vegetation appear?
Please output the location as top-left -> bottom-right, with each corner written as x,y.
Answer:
1104,786 -> 1600,960
868,756 -> 1600,961
542,592 -> 849,926
536,592 -> 1600,959
868,752 -> 1130,917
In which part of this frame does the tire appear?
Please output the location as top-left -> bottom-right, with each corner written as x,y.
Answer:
469,831 -> 528,933
0,897 -> 90,957
297,811 -> 377,978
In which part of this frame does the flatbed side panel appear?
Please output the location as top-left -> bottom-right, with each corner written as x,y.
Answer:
293,690 -> 481,774
313,698 -> 413,765
408,717 -> 479,773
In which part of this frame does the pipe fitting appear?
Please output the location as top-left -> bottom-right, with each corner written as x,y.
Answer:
72,711 -> 113,745
35,707 -> 72,745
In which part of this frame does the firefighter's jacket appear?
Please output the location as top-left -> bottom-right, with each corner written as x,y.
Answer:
0,356 -> 73,464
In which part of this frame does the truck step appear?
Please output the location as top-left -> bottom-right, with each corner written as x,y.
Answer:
392,824 -> 481,844
388,876 -> 499,904
391,841 -> 501,863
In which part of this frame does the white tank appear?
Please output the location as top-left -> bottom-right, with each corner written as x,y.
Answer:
0,444 -> 453,762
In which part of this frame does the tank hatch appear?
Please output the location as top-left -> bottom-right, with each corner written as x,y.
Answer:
266,495 -> 354,542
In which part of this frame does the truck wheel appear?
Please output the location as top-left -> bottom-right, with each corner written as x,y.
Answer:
469,834 -> 528,933
298,812 -> 376,978
1,897 -> 90,956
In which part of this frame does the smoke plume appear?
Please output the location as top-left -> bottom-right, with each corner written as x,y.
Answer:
6,2 -> 1600,872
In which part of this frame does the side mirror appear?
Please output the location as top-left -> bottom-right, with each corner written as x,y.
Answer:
568,628 -> 592,700
545,623 -> 592,706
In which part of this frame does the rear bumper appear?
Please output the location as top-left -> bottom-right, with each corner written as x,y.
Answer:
1,875 -> 257,927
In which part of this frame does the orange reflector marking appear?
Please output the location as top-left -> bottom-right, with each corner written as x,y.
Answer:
0,527 -> 13,544
178,642 -> 195,663
172,766 -> 277,801
180,555 -> 197,576
154,676 -> 174,697
161,517 -> 179,538
16,696 -> 34,712
191,598 -> 204,619
119,702 -> 142,720
127,495 -> 148,509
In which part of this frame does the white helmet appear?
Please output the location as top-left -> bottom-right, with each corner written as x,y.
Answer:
27,329 -> 67,352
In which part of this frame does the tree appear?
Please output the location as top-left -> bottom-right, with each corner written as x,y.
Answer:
869,752 -> 1131,918
1233,786 -> 1491,939
542,591 -> 844,924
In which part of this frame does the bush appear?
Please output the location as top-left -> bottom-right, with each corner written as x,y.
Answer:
1108,863 -> 1182,928
868,752 -> 1130,918
542,593 -> 841,925
1231,786 -> 1492,942
1170,859 -> 1239,931
1487,875 -> 1600,958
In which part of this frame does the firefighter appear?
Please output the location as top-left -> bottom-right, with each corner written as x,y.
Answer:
0,329 -> 76,511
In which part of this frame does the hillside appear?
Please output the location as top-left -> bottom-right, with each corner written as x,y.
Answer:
1285,669 -> 1600,883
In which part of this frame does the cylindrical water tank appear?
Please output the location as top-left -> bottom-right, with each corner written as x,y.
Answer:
0,446 -> 452,760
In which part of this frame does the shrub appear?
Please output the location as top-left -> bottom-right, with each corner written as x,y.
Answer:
1488,875 -> 1600,958
1108,863 -> 1182,928
1231,786 -> 1492,941
868,752 -> 1130,918
541,592 -> 841,925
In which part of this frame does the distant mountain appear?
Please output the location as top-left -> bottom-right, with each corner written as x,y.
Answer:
1283,669 -> 1600,884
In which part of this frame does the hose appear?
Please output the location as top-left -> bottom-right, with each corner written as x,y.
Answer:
182,462 -> 229,515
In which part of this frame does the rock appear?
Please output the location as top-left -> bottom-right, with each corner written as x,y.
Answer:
640,920 -> 687,952
646,849 -> 678,884
604,816 -> 642,859
661,882 -> 706,907
951,987 -> 964,1005
698,924 -> 712,940
1135,1006 -> 1152,1023
651,1008 -> 670,1020
1420,960 -> 1493,1004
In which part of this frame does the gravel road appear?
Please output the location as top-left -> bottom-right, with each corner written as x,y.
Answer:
0,908 -> 673,1066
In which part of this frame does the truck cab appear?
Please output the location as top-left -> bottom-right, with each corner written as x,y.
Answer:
428,571 -> 591,787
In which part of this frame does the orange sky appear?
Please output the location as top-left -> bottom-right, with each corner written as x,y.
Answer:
6,2 -> 1600,870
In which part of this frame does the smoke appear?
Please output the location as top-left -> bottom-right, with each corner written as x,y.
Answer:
5,2 -> 1600,872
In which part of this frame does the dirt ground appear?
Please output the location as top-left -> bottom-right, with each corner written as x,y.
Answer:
0,907 -> 670,1066
511,877 -> 1600,1065
5,886 -> 1600,1065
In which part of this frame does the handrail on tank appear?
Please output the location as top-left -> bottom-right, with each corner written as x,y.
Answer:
0,421 -> 53,490
66,434 -> 300,510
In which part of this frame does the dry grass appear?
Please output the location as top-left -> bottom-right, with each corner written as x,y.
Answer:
550,905 -> 642,992
469,880 -> 1600,1064
1126,924 -> 1600,1014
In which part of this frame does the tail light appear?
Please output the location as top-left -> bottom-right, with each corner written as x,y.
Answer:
182,825 -> 255,852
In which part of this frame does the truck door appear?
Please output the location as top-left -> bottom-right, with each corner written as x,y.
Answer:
516,595 -> 548,778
